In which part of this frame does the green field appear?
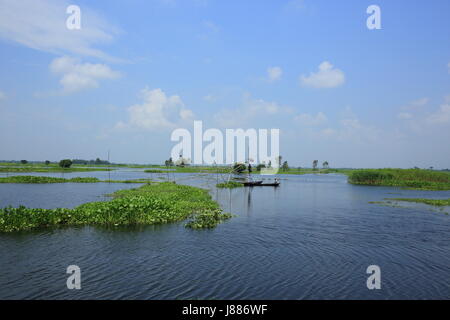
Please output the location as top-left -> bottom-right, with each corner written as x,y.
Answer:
0,182 -> 232,232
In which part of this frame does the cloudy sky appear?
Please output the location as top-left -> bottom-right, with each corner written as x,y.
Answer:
0,0 -> 449,168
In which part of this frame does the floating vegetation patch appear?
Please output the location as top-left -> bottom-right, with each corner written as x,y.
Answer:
349,169 -> 450,190
216,181 -> 243,189
387,198 -> 450,207
0,182 -> 232,232
0,176 -> 101,184
0,167 -> 113,173
369,198 -> 449,215
0,176 -> 153,184
185,209 -> 233,229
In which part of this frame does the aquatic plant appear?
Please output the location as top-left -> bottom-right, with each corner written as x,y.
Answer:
0,176 -> 155,184
216,181 -> 243,189
0,167 -> 112,173
185,209 -> 233,229
387,198 -> 450,207
0,182 -> 232,232
348,169 -> 450,190
0,176 -> 101,184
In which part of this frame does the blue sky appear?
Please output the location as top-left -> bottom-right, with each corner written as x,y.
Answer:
0,0 -> 449,168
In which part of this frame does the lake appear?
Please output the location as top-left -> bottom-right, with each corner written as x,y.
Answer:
0,169 -> 449,299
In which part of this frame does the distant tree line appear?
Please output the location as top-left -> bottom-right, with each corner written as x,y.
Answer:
72,158 -> 110,165
164,156 -> 191,167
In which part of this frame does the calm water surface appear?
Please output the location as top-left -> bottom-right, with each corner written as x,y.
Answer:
0,170 -> 449,299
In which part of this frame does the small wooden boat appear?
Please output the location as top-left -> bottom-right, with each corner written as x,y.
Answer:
260,182 -> 280,187
242,181 -> 280,187
242,180 -> 263,186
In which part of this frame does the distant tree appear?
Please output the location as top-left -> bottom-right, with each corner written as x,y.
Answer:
233,163 -> 246,174
268,160 -> 272,168
175,155 -> 190,167
277,156 -> 282,167
165,157 -> 174,167
248,163 -> 252,173
282,161 -> 289,171
20,160 -> 28,165
45,160 -> 51,166
256,163 -> 266,172
59,159 -> 73,168
429,166 -> 434,171
323,161 -> 329,169
313,160 -> 319,170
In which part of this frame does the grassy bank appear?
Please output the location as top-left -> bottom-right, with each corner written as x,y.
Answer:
0,182 -> 232,232
0,176 -> 153,184
273,168 -> 353,175
348,169 -> 450,190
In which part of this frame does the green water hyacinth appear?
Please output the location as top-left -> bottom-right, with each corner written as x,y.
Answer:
0,176 -> 153,184
216,181 -> 243,189
0,176 -> 101,184
0,167 -> 112,173
388,198 -> 450,207
0,182 -> 232,232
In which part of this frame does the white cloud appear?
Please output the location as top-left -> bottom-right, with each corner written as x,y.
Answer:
317,107 -> 379,143
293,107 -> 380,146
320,128 -> 336,137
396,97 -> 450,135
300,61 -> 345,88
267,66 -> 282,82
117,88 -> 194,131
398,98 -> 428,120
427,103 -> 450,124
0,0 -> 120,61
50,56 -> 120,94
398,112 -> 413,120
294,112 -> 328,126
214,95 -> 290,128
448,62 -> 450,74
408,97 -> 429,109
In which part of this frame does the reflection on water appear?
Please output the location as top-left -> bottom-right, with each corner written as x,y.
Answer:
0,170 -> 449,299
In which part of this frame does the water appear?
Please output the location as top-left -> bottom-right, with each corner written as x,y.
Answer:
0,170 -> 449,299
